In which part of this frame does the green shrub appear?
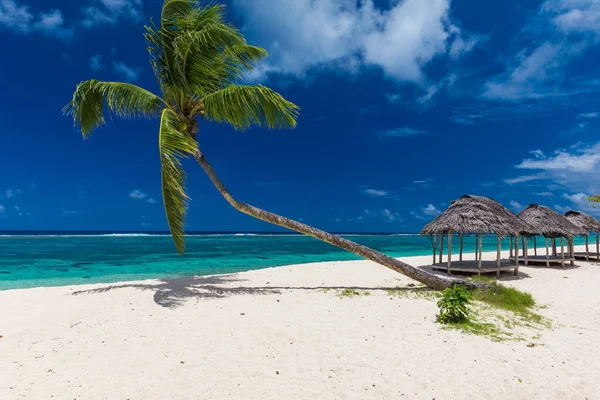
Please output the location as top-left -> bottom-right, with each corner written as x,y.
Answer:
469,279 -> 535,314
437,284 -> 471,324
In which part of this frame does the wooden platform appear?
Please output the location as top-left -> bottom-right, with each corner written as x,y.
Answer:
515,255 -> 575,266
574,252 -> 600,261
431,260 -> 518,277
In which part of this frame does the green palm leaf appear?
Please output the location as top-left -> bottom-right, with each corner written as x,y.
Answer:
159,109 -> 198,254
202,84 -> 299,130
64,80 -> 164,137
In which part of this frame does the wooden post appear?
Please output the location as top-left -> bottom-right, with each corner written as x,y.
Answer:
560,237 -> 565,269
432,234 -> 437,264
597,231 -> 599,260
447,232 -> 452,273
475,234 -> 479,261
544,236 -> 550,267
496,235 -> 501,268
522,235 -> 528,266
569,237 -> 575,267
552,238 -> 557,256
459,233 -> 463,262
534,236 -> 537,256
478,233 -> 483,273
585,234 -> 589,261
510,235 -> 513,260
515,233 -> 519,265
439,234 -> 444,264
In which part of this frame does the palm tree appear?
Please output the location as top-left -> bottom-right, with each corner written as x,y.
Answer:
64,0 -> 475,290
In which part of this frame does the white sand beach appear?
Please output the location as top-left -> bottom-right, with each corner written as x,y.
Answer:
1,246 -> 600,399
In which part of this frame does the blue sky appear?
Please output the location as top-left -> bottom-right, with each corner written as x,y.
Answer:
1,0 -> 600,233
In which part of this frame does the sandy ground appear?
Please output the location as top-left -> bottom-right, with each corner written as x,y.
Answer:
1,246 -> 600,399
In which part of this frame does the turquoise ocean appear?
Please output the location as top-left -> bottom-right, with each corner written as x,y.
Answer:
0,232 -> 585,290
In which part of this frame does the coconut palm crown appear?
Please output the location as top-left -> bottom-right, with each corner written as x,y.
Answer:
64,0 -> 299,254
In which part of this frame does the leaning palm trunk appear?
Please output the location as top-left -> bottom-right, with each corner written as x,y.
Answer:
194,150 -> 482,290
65,1 -> 487,292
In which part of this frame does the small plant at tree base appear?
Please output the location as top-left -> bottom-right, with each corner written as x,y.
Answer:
437,284 -> 472,324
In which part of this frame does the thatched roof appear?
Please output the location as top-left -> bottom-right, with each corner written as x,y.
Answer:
564,210 -> 600,233
420,194 -> 532,236
518,204 -> 585,237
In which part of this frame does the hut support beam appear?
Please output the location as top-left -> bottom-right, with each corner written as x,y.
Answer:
522,235 -> 528,266
515,235 -> 519,265
545,237 -> 550,267
478,233 -> 483,274
552,238 -> 557,256
447,232 -> 452,273
459,233 -> 463,262
569,237 -> 575,267
597,231 -> 599,260
585,234 -> 589,261
448,231 -> 452,274
439,234 -> 444,264
475,234 -> 479,262
534,236 -> 537,256
560,237 -> 565,269
510,235 -> 513,260
496,235 -> 501,278
432,234 -> 436,265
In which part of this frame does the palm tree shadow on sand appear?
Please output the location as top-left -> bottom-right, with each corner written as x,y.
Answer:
71,274 -> 431,309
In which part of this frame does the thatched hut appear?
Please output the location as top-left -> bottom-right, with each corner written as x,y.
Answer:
517,204 -> 585,268
421,194 -> 531,276
564,210 -> 600,260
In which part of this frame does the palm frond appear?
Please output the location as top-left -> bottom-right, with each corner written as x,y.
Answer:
159,109 -> 197,254
161,0 -> 197,25
202,84 -> 300,130
223,45 -> 268,72
63,80 -> 164,137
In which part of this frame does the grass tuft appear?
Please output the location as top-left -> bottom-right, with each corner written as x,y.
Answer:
336,288 -> 370,298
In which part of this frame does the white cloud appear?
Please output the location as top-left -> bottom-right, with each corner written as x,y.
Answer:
113,61 -> 142,81
386,93 -> 402,104
5,188 -> 22,198
510,200 -> 525,212
411,203 -> 441,220
423,204 -> 441,216
0,0 -> 33,33
63,209 -> 83,216
233,0 -> 480,83
82,0 -> 143,28
483,42 -> 569,100
34,9 -> 72,38
508,142 -> 600,195
379,127 -> 426,138
129,189 -> 147,199
413,178 -> 433,184
534,192 -> 554,197
360,208 -> 401,222
0,205 -> 4,213
576,112 -> 599,121
382,209 -> 400,222
362,188 -> 388,197
89,54 -> 104,71
147,198 -> 157,204
516,143 -> 600,172
451,114 -> 483,125
504,174 -> 545,185
0,0 -> 72,38
482,0 -> 600,101
544,0 -> 600,36
560,192 -> 600,215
